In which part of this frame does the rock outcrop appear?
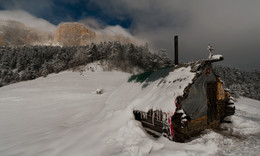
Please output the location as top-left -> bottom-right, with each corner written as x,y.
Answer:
0,20 -> 53,46
53,22 -> 96,46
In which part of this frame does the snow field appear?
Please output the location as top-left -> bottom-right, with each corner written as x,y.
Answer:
0,64 -> 259,156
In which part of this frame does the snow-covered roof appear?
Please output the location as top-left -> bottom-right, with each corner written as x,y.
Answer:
127,55 -> 224,113
130,66 -> 196,113
207,54 -> 223,62
110,55 -> 224,114
211,54 -> 223,60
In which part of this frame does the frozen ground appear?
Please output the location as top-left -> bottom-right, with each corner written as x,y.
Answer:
0,65 -> 259,156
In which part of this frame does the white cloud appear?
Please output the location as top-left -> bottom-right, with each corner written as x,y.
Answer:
102,25 -> 133,38
0,10 -> 143,46
0,10 -> 56,32
79,17 -> 105,30
79,18 -> 144,45
89,0 -> 260,70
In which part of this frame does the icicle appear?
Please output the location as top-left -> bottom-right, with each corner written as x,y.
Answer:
152,111 -> 155,125
163,113 -> 167,122
141,112 -> 146,119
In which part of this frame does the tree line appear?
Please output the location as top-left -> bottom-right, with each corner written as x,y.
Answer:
0,42 -> 172,87
1,43 -> 259,101
214,65 -> 260,100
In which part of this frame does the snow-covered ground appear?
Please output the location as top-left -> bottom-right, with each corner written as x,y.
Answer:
0,65 -> 259,156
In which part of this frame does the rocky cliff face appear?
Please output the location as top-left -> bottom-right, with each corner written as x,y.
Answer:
53,22 -> 96,46
0,20 -> 53,46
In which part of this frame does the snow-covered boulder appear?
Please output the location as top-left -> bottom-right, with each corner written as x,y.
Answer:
96,88 -> 103,94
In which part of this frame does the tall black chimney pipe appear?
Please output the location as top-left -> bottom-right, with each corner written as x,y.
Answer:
174,35 -> 179,65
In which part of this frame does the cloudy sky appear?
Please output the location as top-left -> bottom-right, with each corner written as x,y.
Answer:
0,0 -> 259,71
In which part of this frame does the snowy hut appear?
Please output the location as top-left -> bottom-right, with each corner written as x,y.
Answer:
131,55 -> 235,142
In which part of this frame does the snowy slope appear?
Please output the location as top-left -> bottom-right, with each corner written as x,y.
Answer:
0,64 -> 259,156
109,66 -> 195,114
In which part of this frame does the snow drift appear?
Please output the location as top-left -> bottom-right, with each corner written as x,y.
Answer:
0,64 -> 259,156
